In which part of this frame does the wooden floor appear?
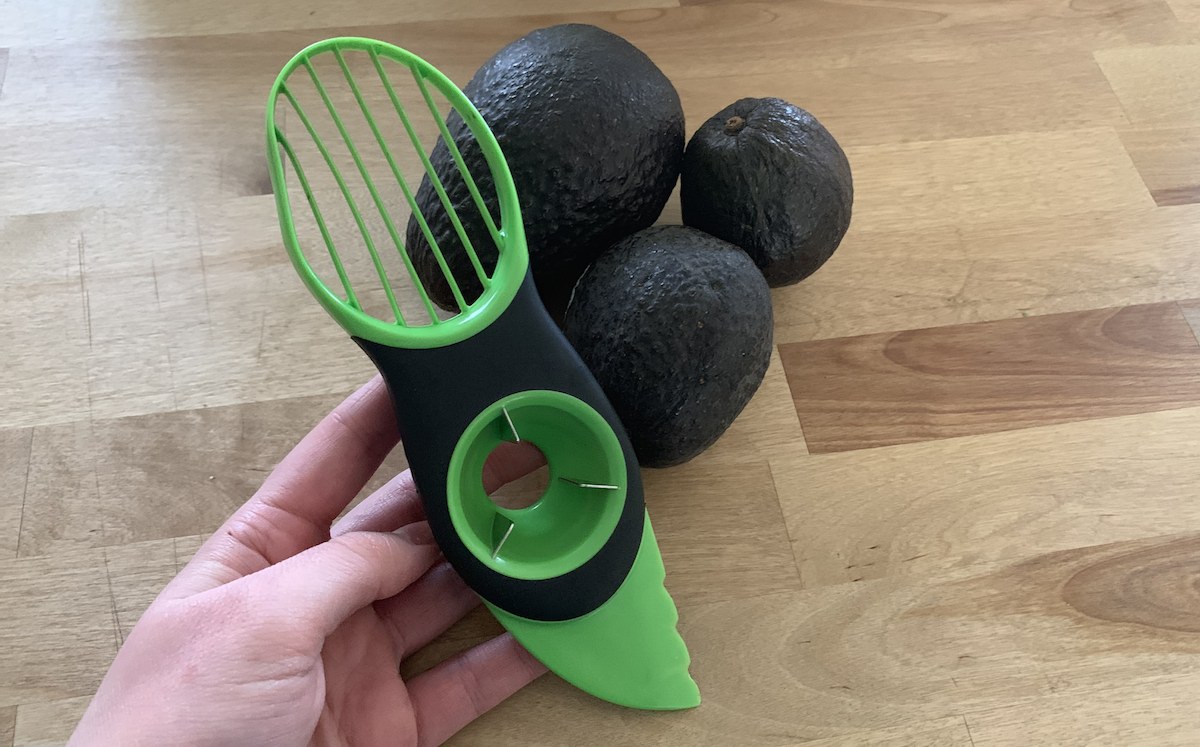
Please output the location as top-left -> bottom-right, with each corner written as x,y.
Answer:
4,0 -> 1200,744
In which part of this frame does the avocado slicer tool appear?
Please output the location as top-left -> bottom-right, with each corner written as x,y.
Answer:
264,37 -> 700,710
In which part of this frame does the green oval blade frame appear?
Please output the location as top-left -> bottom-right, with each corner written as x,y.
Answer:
264,37 -> 530,349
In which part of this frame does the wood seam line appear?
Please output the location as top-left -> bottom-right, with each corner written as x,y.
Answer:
1177,300 -> 1200,348
765,458 -> 805,590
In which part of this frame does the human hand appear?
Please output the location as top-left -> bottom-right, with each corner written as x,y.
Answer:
69,376 -> 548,746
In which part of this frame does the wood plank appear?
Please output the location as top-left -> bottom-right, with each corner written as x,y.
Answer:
1095,45 -> 1200,126
0,706 -> 13,747
0,429 -> 31,558
14,390 -> 410,556
0,119 -> 271,216
0,551 -> 117,707
781,302 -> 1200,453
103,539 -> 179,643
1168,0 -> 1200,21
843,129 -> 1154,235
0,213 -> 93,428
16,422 -> 103,558
773,203 -> 1200,345
0,4 -> 1175,216
3,1 -> 1186,129
800,717 -> 974,747
746,127 -> 1171,345
674,54 -> 1128,148
772,406 -> 1200,589
1179,299 -> 1200,340
664,0 -> 1192,73
11,697 -> 89,747
458,531 -> 1200,744
643,459 -> 801,607
1119,125 -> 1200,205
0,0 -> 676,46
0,200 -> 377,429
966,673 -> 1200,745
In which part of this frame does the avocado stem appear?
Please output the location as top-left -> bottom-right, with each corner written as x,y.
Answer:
723,115 -> 746,135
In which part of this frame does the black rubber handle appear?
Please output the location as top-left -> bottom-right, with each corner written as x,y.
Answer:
354,271 -> 645,622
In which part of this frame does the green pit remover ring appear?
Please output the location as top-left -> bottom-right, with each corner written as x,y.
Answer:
265,37 -> 699,710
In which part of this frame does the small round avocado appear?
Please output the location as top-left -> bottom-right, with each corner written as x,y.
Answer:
680,97 -> 853,287
563,226 -> 773,468
407,24 -> 685,320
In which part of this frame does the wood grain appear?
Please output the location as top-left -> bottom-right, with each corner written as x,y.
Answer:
6,0 -> 1200,742
448,531 -> 1200,745
772,202 -> 1200,345
0,707 -> 14,747
781,302 -> 1200,453
843,129 -> 1154,235
800,717 -> 974,746
1,7 -> 1181,216
13,391 -> 410,557
0,429 -> 30,558
966,673 -> 1200,745
0,200 -> 379,429
0,0 -> 677,47
1168,0 -> 1200,21
674,54 -> 1127,148
0,551 -> 117,707
643,458 -> 801,607
1179,299 -> 1200,340
10,698 -> 89,747
1095,45 -> 1200,126
15,422 -> 102,559
667,0 -> 1193,74
1120,125 -> 1200,205
772,405 -> 1200,589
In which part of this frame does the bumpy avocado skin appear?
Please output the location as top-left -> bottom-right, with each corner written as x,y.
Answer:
563,226 -> 774,468
680,97 -> 853,287
406,24 -> 685,320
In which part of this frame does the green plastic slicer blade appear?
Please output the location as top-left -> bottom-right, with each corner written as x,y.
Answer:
265,36 -> 528,348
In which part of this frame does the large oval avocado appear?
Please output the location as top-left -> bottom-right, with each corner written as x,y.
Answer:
406,24 -> 684,320
563,226 -> 773,468
681,97 -> 853,287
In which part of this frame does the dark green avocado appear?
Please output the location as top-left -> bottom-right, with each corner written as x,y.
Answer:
563,226 -> 773,468
406,24 -> 685,320
680,97 -> 853,287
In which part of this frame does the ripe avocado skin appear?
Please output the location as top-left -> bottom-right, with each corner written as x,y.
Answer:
681,97 -> 853,287
406,24 -> 685,320
563,226 -> 773,468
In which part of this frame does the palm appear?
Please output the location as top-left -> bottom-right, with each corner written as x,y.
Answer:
312,608 -> 419,746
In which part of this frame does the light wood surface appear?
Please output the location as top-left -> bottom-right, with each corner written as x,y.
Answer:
4,0 -> 1200,744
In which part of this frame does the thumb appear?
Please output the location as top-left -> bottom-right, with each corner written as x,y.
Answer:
241,523 -> 441,638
